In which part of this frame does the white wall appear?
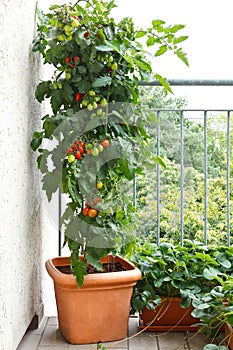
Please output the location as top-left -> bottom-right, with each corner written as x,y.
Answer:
0,0 -> 47,349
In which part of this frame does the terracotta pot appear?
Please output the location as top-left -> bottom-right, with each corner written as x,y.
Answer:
225,323 -> 233,350
46,255 -> 141,344
139,297 -> 200,332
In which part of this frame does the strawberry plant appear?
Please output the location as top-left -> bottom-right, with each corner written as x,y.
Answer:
31,0 -> 188,287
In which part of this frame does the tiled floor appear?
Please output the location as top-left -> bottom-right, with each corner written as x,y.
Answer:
17,316 -> 224,350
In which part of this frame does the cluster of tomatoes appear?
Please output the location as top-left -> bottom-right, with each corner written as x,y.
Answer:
74,89 -> 108,111
65,55 -> 81,68
67,139 -> 110,163
67,140 -> 86,163
82,202 -> 98,218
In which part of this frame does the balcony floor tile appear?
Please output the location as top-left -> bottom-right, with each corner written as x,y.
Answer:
17,316 -> 223,350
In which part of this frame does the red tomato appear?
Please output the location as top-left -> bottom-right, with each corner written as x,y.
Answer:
65,57 -> 70,64
73,56 -> 81,64
75,151 -> 81,159
78,146 -> 84,154
84,31 -> 89,38
82,208 -> 89,216
101,139 -> 110,148
93,197 -> 101,205
75,93 -> 82,102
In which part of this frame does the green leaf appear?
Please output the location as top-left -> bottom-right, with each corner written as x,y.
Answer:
85,247 -> 107,271
92,76 -> 112,88
95,44 -> 113,52
72,259 -> 87,288
175,48 -> 189,66
134,58 -> 152,72
154,45 -> 167,57
173,35 -> 189,45
51,90 -> 63,114
216,253 -> 231,268
154,155 -> 166,168
203,345 -> 227,350
155,74 -> 173,93
42,169 -> 60,201
38,149 -> 49,174
35,81 -> 51,102
31,131 -> 44,151
152,19 -> 165,28
146,36 -> 156,47
164,24 -> 185,34
67,176 -> 82,205
135,30 -> 147,38
203,267 -> 221,280
60,203 -> 75,228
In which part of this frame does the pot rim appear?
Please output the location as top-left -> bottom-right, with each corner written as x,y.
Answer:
45,254 -> 141,290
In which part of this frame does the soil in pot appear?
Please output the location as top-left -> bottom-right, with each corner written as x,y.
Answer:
56,261 -> 126,274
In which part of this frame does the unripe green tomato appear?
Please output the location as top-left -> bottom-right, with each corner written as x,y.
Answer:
91,148 -> 99,156
100,98 -> 107,107
108,55 -> 114,63
57,82 -> 62,89
96,108 -> 103,116
89,90 -> 96,96
90,112 -> 96,118
68,154 -> 75,163
71,19 -> 79,28
87,104 -> 93,111
64,25 -> 72,33
82,100 -> 88,107
111,62 -> 118,71
57,34 -> 66,41
98,144 -> 104,153
92,102 -> 98,109
85,143 -> 92,149
66,35 -> 73,41
66,72 -> 71,80
53,83 -> 58,89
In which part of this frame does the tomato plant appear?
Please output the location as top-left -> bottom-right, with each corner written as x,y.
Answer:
31,0 -> 188,288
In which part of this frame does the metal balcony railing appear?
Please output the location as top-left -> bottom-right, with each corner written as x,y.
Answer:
150,108 -> 232,246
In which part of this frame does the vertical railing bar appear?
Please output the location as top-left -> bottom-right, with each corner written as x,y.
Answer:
203,111 -> 208,245
133,176 -> 137,208
58,189 -> 62,256
226,111 -> 231,246
156,110 -> 161,246
180,111 -> 184,246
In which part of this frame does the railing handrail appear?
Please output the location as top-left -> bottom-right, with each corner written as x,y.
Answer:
139,79 -> 233,86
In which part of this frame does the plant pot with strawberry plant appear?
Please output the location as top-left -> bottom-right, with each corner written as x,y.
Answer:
130,240 -> 233,335
192,276 -> 233,350
31,0 -> 188,344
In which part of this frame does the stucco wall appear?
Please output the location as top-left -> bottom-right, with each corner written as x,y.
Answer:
0,1 -> 44,349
